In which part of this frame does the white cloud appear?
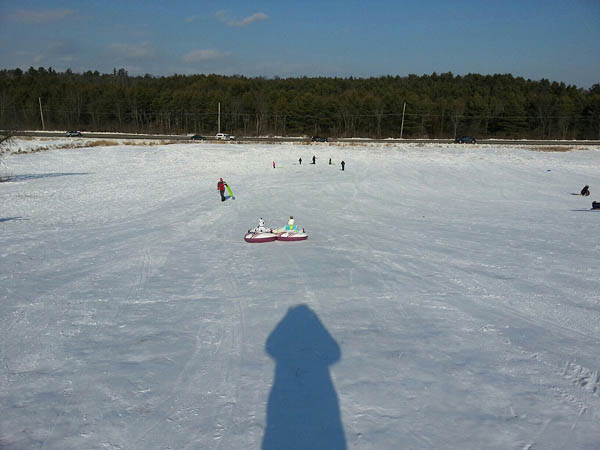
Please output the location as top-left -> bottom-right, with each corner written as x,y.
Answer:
185,15 -> 200,23
48,40 -> 79,55
9,8 -> 75,24
10,40 -> 81,68
216,11 -> 268,27
107,42 -> 156,59
183,49 -> 231,63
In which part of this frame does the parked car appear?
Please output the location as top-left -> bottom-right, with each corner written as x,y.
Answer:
66,130 -> 82,137
455,136 -> 476,144
216,133 -> 235,140
311,136 -> 328,142
190,135 -> 205,140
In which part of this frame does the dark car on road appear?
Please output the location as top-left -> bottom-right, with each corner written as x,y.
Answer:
311,136 -> 328,142
190,135 -> 205,140
66,130 -> 82,137
455,136 -> 476,144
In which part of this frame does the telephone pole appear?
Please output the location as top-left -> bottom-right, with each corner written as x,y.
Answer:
218,102 -> 221,134
39,97 -> 45,130
400,102 -> 406,138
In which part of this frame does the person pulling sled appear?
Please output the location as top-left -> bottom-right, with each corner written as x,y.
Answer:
217,177 -> 228,202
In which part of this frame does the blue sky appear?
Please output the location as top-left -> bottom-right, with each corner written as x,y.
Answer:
1,0 -> 599,88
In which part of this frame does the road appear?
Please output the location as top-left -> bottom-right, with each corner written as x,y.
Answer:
5,130 -> 600,146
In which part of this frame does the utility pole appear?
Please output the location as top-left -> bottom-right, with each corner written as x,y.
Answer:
218,102 -> 221,134
400,102 -> 406,138
39,97 -> 45,130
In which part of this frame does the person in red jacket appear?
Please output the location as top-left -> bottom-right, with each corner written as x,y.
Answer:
217,177 -> 228,202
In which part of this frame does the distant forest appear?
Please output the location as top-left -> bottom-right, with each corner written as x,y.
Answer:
1,67 -> 599,139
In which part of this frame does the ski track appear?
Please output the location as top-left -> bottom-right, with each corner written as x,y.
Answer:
1,141 -> 599,449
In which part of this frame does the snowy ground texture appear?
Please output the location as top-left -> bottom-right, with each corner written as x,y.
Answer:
1,139 -> 600,450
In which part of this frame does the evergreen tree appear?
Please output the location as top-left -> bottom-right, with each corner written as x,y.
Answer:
0,68 -> 597,139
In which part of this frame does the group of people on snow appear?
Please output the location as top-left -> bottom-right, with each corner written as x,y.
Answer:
298,155 -> 345,170
248,216 -> 300,233
217,149 -> 346,237
218,153 -> 346,203
577,184 -> 598,209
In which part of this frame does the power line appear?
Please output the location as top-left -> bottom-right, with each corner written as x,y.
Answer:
2,107 -> 596,121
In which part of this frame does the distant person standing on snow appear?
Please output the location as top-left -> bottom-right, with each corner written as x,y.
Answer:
581,185 -> 590,196
329,158 -> 332,165
273,161 -> 276,169
341,160 -> 345,171
311,155 -> 316,164
217,177 -> 228,202
299,157 -> 302,165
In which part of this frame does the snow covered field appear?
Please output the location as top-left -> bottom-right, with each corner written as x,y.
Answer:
1,139 -> 599,449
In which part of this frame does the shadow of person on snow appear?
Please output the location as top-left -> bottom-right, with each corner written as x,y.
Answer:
0,217 -> 26,222
10,172 -> 91,182
262,304 -> 346,450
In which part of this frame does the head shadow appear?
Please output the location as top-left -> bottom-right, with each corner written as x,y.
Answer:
262,304 -> 346,450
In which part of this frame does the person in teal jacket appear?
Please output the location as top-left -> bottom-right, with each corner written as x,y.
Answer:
285,216 -> 299,231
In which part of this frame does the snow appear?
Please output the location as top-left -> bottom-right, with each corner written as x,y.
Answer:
1,139 -> 599,449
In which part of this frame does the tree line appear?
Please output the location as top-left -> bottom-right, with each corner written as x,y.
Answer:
1,67 -> 599,139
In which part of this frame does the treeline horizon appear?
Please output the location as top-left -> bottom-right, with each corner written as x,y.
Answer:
1,67 -> 599,139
